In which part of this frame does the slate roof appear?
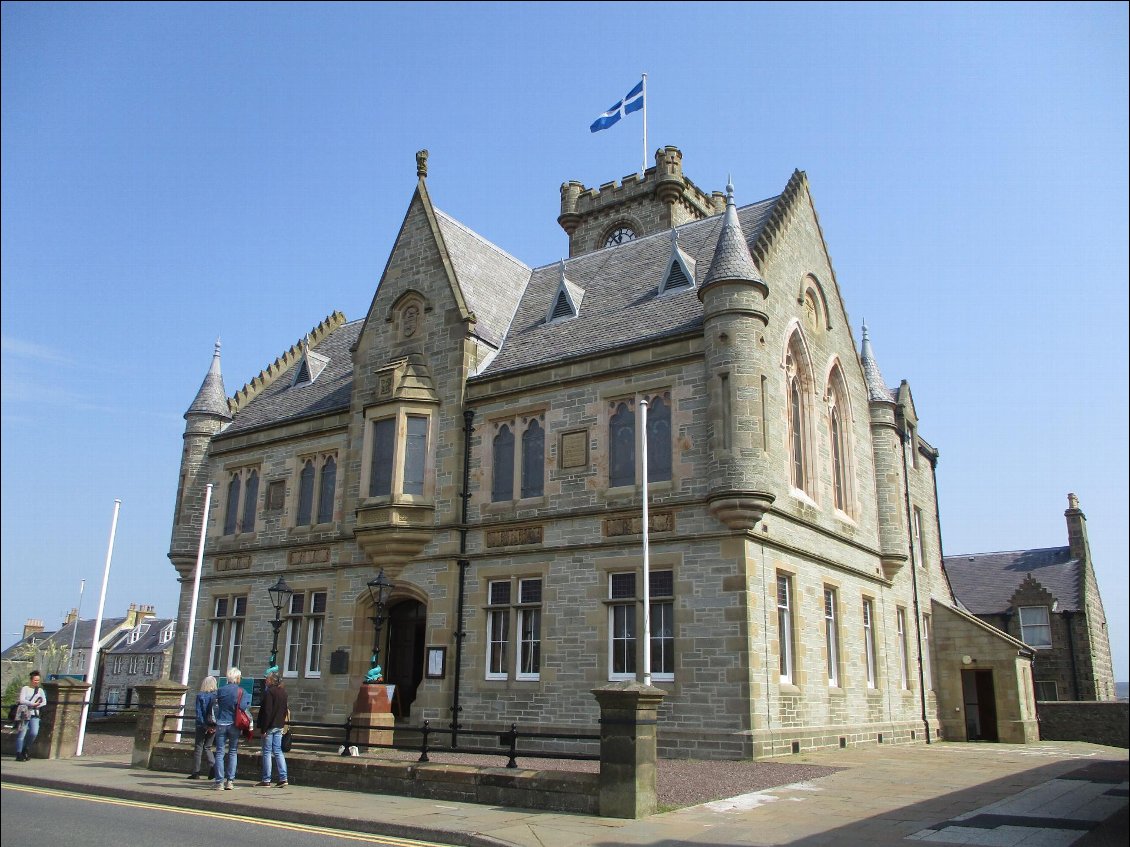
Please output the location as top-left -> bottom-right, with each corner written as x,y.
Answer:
106,619 -> 176,654
220,320 -> 362,437
434,208 -> 529,350
943,547 -> 1082,615
186,341 -> 232,419
476,196 -> 779,378
0,631 -> 56,661
42,617 -> 130,652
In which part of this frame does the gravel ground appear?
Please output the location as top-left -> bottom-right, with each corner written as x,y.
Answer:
78,725 -> 840,809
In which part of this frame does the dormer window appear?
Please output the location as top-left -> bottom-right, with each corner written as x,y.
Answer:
291,343 -> 329,387
160,623 -> 175,644
128,623 -> 150,644
659,229 -> 696,295
546,261 -> 584,324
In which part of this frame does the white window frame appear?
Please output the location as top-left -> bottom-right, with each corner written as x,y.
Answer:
305,591 -> 327,678
824,587 -> 840,687
282,590 -> 327,678
913,507 -> 926,568
608,572 -> 638,680
648,571 -> 675,683
863,598 -> 877,689
1019,605 -> 1052,648
897,607 -> 910,690
777,574 -> 795,685
921,613 -> 932,690
485,580 -> 511,681
207,595 -> 247,676
516,578 -> 542,681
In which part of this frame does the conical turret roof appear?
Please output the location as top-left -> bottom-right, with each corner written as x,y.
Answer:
185,339 -> 232,420
702,182 -> 764,289
859,323 -> 894,402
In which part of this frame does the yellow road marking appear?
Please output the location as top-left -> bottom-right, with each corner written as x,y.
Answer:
2,784 -> 450,846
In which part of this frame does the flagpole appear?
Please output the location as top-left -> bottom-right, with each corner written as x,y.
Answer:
176,482 -> 212,742
641,73 -> 648,176
640,399 -> 651,687
76,498 -> 121,756
66,579 -> 86,675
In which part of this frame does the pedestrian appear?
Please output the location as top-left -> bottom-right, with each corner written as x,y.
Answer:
212,667 -> 249,790
255,669 -> 289,787
14,669 -> 47,761
188,675 -> 218,780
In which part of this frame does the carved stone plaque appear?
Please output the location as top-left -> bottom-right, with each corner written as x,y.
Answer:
486,526 -> 544,548
559,430 -> 588,469
603,510 -> 674,537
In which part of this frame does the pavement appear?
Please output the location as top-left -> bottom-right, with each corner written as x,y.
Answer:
1,741 -> 1127,846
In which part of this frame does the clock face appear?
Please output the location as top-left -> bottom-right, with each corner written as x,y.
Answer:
604,226 -> 636,247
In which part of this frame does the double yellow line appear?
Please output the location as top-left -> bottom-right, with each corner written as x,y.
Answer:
3,784 -> 451,847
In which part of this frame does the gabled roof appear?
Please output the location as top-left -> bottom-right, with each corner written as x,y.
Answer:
433,208 -> 529,349
943,547 -> 1082,615
106,619 -> 176,654
0,630 -> 56,661
220,319 -> 362,437
475,196 -> 778,378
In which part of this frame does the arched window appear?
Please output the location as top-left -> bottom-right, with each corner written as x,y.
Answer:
297,459 -> 316,525
785,331 -> 813,495
224,474 -> 241,535
609,402 -> 636,488
240,469 -> 258,533
646,394 -> 672,482
317,456 -> 336,524
827,366 -> 852,514
492,424 -> 515,502
521,420 -> 545,498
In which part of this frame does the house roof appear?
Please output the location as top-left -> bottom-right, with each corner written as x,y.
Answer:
0,631 -> 56,661
475,195 -> 779,378
106,619 -> 176,654
943,547 -> 1081,615
220,319 -> 362,437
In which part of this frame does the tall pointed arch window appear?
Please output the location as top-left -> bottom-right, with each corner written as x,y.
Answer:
827,366 -> 853,515
488,414 -> 546,504
521,420 -> 545,498
784,333 -> 813,495
492,424 -> 515,502
609,401 -> 636,488
296,453 -> 338,527
646,394 -> 672,482
223,466 -> 260,536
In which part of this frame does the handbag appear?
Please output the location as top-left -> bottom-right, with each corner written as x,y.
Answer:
233,690 -> 251,735
281,729 -> 293,753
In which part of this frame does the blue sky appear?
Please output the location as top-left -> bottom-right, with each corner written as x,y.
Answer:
2,2 -> 1127,681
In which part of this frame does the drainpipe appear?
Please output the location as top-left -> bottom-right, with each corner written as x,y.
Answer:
450,409 -> 474,746
899,427 -> 932,744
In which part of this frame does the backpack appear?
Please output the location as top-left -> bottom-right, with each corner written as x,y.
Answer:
6,703 -> 16,721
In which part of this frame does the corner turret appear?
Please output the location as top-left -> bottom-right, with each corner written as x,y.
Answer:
699,183 -> 774,529
860,324 -> 907,578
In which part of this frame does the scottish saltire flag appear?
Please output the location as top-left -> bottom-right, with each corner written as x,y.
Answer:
590,79 -> 644,133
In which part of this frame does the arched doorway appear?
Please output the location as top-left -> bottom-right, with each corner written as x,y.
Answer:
386,599 -> 426,718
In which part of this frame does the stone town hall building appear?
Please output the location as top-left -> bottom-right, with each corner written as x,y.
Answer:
168,147 -> 1043,757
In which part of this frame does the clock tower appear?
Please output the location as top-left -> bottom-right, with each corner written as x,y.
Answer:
557,146 -> 726,257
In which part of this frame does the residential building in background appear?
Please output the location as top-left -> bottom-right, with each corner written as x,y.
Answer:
944,494 -> 1116,702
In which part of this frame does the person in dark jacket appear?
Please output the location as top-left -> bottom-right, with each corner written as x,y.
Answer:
188,675 -> 217,779
255,670 -> 289,786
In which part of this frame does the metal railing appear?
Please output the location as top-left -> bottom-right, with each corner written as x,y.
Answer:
157,711 -> 599,770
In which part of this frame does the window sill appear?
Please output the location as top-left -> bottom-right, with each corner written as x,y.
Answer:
778,683 -> 801,694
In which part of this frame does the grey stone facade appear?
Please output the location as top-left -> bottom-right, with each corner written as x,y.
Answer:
168,148 -> 1044,758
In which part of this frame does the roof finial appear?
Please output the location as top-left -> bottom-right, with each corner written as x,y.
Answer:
213,337 -> 222,357
725,175 -> 735,205
416,149 -> 429,179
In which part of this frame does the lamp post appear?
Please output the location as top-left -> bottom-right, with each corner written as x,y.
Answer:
267,576 -> 294,669
365,569 -> 393,683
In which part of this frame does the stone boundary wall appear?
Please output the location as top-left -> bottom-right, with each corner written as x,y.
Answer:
148,744 -> 598,813
1037,701 -> 1129,749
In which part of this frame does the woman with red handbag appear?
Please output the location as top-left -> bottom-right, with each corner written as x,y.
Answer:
212,667 -> 250,790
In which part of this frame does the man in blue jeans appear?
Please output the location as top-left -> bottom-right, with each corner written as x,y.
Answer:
15,670 -> 47,761
255,669 -> 289,787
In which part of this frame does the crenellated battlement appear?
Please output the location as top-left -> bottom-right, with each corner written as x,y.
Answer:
228,310 -> 347,415
558,146 -> 723,256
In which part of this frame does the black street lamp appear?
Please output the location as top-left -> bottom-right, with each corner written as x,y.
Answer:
267,576 -> 294,669
365,569 -> 393,683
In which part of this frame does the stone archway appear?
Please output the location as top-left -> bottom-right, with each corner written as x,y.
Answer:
385,599 -> 426,718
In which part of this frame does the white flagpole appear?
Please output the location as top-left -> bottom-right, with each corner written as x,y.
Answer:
641,73 -> 648,177
177,482 -> 212,741
76,498 -> 121,756
639,399 -> 651,687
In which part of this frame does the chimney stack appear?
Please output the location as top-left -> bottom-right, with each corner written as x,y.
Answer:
22,619 -> 45,639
